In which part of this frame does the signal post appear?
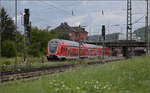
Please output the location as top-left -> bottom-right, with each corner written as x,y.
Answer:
24,9 -> 31,62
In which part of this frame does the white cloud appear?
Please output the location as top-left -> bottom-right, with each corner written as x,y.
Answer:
63,15 -> 86,26
3,1 -> 147,35
63,10 -> 126,35
12,15 -> 22,21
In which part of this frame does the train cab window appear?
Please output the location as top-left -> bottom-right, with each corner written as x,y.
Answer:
55,41 -> 58,43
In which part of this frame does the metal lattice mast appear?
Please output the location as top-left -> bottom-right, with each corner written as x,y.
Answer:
126,0 -> 132,40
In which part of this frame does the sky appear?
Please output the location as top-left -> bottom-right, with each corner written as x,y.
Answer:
0,0 -> 148,36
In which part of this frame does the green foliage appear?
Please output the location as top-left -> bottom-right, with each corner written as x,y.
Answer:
0,8 -> 22,58
28,43 -> 40,57
133,27 -> 145,41
0,7 -> 16,41
2,40 -> 16,57
133,26 -> 150,41
0,8 -> 70,57
57,32 -> 70,40
17,31 -> 24,57
26,27 -> 70,57
1,60 -> 11,65
27,27 -> 59,57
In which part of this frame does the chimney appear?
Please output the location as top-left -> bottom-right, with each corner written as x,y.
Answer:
64,22 -> 68,25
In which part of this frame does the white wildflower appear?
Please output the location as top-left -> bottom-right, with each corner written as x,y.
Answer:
62,84 -> 65,87
96,81 -> 99,84
84,81 -> 88,84
94,85 -> 97,89
103,86 -> 106,89
76,87 -> 80,90
96,86 -> 99,89
54,83 -> 57,86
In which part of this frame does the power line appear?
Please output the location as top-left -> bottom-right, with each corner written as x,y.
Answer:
40,1 -> 71,15
132,15 -> 146,25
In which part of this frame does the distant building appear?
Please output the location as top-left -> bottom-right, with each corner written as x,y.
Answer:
54,22 -> 88,41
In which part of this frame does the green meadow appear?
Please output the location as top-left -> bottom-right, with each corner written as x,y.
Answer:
0,55 -> 150,93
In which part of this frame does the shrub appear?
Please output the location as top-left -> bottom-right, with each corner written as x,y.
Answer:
28,43 -> 40,57
2,40 -> 16,57
1,60 -> 11,65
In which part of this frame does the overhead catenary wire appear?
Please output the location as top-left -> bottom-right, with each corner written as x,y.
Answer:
39,1 -> 71,15
132,14 -> 146,25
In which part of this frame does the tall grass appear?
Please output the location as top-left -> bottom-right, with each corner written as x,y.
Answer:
0,55 -> 150,93
0,57 -> 100,72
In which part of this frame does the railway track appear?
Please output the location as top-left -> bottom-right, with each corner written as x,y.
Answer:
0,57 -> 125,83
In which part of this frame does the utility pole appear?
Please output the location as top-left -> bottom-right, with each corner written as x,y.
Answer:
126,0 -> 132,40
146,0 -> 149,54
0,0 -> 1,8
0,3 -> 1,61
78,25 -> 81,59
15,0 -> 18,63
0,18 -> 1,61
102,25 -> 105,59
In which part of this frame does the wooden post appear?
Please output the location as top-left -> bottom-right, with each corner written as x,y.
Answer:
42,56 -> 44,64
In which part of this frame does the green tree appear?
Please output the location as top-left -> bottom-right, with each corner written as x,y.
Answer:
2,40 -> 16,57
28,43 -> 40,57
57,32 -> 70,40
0,8 -> 16,41
26,27 -> 70,57
17,31 -> 24,56
27,27 -> 58,56
133,26 -> 150,41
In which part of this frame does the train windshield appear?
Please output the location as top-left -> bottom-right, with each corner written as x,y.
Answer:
49,40 -> 58,54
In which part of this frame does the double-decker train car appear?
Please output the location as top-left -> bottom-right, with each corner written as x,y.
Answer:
47,39 -> 112,61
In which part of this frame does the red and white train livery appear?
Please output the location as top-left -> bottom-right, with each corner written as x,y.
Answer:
47,39 -> 112,61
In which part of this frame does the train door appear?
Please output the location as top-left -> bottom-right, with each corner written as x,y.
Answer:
62,47 -> 67,57
68,48 -> 70,57
69,48 -> 78,58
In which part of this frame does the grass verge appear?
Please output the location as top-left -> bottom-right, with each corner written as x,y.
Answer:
0,58 -> 100,72
0,55 -> 150,93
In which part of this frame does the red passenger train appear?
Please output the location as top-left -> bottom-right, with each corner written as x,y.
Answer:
47,39 -> 112,61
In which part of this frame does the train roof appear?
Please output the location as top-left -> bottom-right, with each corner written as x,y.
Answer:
50,39 -> 79,46
84,44 -> 103,48
50,39 -> 103,48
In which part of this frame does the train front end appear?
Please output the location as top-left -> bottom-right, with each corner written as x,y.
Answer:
47,39 -> 59,61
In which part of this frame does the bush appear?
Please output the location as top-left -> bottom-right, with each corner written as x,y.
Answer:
2,40 -> 16,57
1,60 -> 11,65
28,43 -> 40,57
